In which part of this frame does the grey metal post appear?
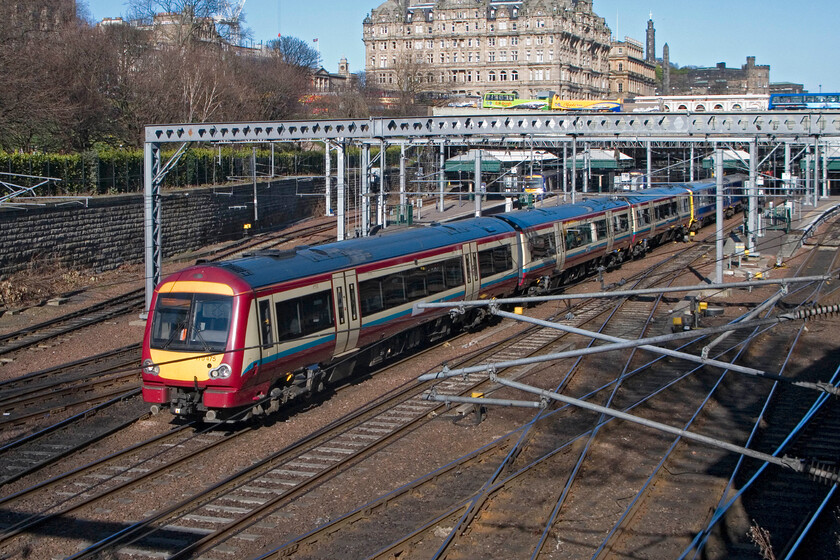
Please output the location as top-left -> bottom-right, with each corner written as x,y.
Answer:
361,144 -> 370,236
474,149 -> 482,218
379,139 -> 386,227
583,142 -> 589,194
562,142 -> 568,203
439,142 -> 446,212
690,144 -> 695,181
814,136 -> 820,208
399,143 -> 407,208
337,141 -> 346,241
252,145 -> 259,223
822,140 -> 829,199
270,143 -> 275,178
646,140 -> 652,187
784,142 -> 791,193
805,151 -> 812,204
748,139 -> 758,255
715,148 -> 724,284
143,141 -> 162,315
324,141 -> 332,216
571,138 -> 577,204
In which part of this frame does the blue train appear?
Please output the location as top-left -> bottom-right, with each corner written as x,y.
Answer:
142,176 -> 746,421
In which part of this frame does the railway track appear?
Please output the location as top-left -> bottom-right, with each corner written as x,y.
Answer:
0,238 -> 690,558
256,231 -> 720,558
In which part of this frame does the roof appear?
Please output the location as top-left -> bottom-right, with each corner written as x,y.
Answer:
499,198 -> 630,230
207,217 -> 516,290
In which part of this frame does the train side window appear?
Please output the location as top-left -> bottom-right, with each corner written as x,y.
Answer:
613,214 -> 629,234
636,207 -> 651,226
529,233 -> 551,259
258,299 -> 274,348
348,284 -> 358,321
406,269 -> 427,299
463,253 -> 472,284
594,219 -> 608,240
444,258 -> 464,287
426,263 -> 446,294
383,273 -> 407,308
336,286 -> 346,325
478,249 -> 495,276
275,291 -> 334,342
493,245 -> 513,272
359,279 -> 384,315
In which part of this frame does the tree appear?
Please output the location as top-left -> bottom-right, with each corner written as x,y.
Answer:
391,53 -> 434,115
267,36 -> 321,70
127,0 -> 226,49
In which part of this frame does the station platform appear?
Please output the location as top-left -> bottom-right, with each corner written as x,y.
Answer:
755,196 -> 840,262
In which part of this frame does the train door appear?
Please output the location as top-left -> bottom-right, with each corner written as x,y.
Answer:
601,213 -> 615,253
554,222 -> 565,272
331,270 -> 361,357
463,242 -> 481,300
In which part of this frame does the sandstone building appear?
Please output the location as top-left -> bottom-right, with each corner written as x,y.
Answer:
363,0 -> 612,101
608,36 -> 655,98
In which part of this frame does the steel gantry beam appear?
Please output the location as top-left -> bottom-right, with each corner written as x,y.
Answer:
142,111 -> 840,311
145,112 -> 840,143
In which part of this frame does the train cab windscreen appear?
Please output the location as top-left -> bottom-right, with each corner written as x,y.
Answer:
150,293 -> 233,352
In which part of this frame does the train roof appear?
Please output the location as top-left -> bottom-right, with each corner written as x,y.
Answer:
497,198 -> 628,230
210,217 -> 515,290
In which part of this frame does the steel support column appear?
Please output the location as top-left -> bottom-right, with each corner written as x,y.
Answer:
361,144 -> 370,236
143,142 -> 162,315
337,141 -> 346,241
438,142 -> 446,213
474,149 -> 482,218
324,141 -> 332,216
378,139 -> 386,227
748,139 -> 758,255
715,148 -> 724,284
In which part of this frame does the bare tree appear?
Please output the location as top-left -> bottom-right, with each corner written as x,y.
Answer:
267,36 -> 321,69
391,53 -> 434,115
127,0 -> 225,49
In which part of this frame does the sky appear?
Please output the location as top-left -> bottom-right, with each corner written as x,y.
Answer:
80,0 -> 838,93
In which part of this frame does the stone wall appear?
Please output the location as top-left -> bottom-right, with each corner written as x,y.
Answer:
0,177 -> 324,279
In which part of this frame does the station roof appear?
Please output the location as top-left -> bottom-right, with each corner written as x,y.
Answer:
566,149 -> 634,170
445,149 -> 559,173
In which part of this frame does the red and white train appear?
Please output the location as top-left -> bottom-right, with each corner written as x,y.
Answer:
141,176 -> 745,421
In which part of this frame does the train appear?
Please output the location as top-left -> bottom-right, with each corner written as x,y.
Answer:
141,176 -> 746,422
768,92 -> 840,110
482,92 -> 621,112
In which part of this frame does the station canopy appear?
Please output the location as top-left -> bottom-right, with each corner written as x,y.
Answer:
701,148 -> 751,171
800,145 -> 840,172
445,149 -> 559,173
565,149 -> 634,170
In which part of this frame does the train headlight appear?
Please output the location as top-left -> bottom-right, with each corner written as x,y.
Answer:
142,359 -> 160,376
209,364 -> 232,379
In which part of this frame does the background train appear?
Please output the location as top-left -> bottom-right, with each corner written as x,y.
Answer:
141,176 -> 746,422
478,91 -> 840,112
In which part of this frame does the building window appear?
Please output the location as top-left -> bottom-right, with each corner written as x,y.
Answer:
489,71 -> 496,82
618,83 -> 623,93
619,63 -> 623,72
511,50 -> 518,61
488,52 -> 495,62
500,51 -> 507,62
511,70 -> 518,81
511,37 -> 518,46
500,71 -> 507,81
